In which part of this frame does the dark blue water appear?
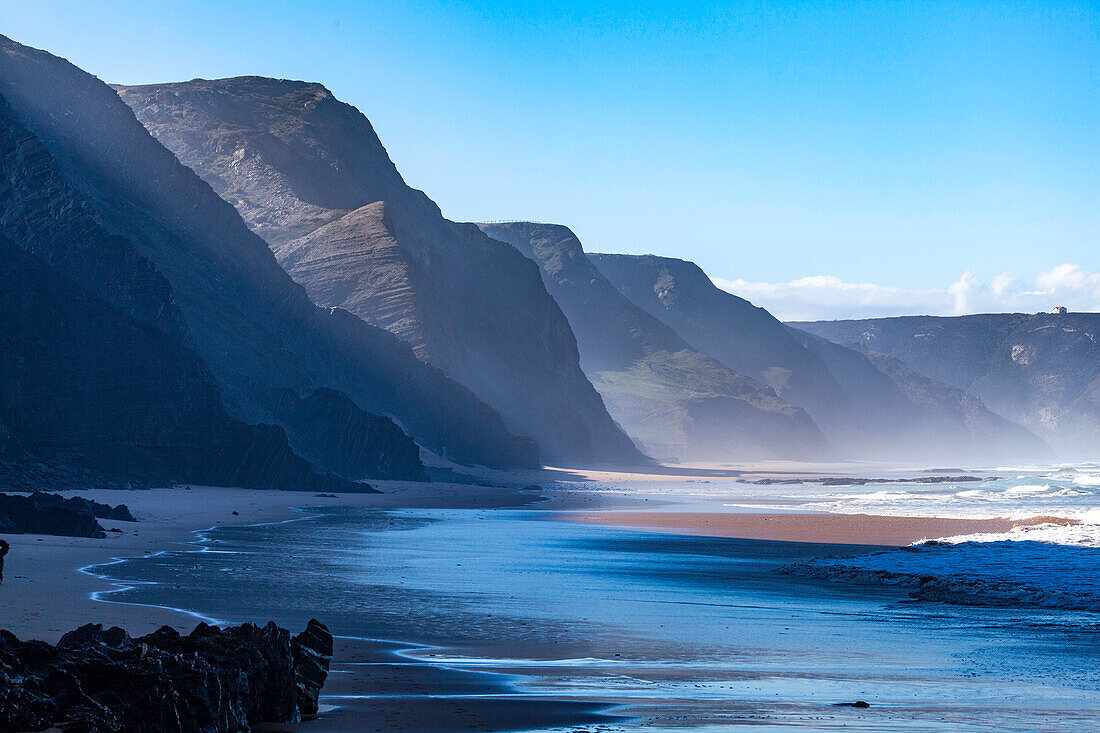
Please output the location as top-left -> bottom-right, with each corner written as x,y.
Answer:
89,506 -> 1100,731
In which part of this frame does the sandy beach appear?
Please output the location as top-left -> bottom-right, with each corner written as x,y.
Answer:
565,510 -> 1074,546
4,466 -> 1098,732
0,479 -> 541,643
0,466 -> 1078,641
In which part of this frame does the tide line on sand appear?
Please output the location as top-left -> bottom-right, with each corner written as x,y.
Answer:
563,511 -> 1077,546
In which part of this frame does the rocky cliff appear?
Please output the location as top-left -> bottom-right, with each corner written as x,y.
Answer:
480,222 -> 829,461
0,92 -> 368,491
590,254 -> 1050,462
1,35 -> 536,472
793,314 -> 1100,456
115,77 -> 645,467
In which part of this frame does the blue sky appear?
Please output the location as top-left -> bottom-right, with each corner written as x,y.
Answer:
5,1 -> 1098,318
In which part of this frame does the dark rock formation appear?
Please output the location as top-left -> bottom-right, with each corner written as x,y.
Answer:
115,77 -> 646,467
589,253 -> 1050,463
290,618 -> 333,718
269,388 -> 428,481
25,492 -> 136,522
480,222 -> 830,461
0,619 -> 332,732
0,35 -> 534,472
0,493 -> 106,538
793,314 -> 1100,457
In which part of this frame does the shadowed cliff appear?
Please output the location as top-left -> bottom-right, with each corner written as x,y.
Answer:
479,222 -> 830,461
0,94 -> 366,491
1,35 -> 536,473
589,253 -> 1050,463
115,77 -> 646,467
794,314 -> 1100,457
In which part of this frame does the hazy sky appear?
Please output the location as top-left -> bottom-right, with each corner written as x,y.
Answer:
5,1 -> 1098,319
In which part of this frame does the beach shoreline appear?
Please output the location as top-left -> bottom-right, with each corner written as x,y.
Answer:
1,464 -> 1081,641
4,465 -> 1095,732
0,479 -> 547,643
0,477 -> 636,732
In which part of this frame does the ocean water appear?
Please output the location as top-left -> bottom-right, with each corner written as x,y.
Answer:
579,465 -> 1100,614
88,473 -> 1100,732
751,466 -> 1100,613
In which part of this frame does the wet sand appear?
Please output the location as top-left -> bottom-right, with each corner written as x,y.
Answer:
566,511 -> 1075,546
0,480 -> 540,643
0,480 -> 619,732
104,496 -> 1099,732
258,638 -> 618,732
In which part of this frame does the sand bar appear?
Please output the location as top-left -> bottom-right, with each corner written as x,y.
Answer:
566,511 -> 1074,546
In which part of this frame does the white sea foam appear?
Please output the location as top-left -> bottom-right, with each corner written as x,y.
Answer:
1004,484 -> 1053,494
774,466 -> 1100,611
583,464 -> 1100,550
783,469 -> 1100,540
616,465 -> 1100,610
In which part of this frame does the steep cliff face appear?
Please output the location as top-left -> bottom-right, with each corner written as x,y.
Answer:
1,35 -> 536,471
590,254 -> 1050,463
479,223 -> 829,461
0,95 -> 362,491
116,77 -> 645,467
589,254 -> 847,414
794,314 -> 1100,456
790,331 -> 1048,462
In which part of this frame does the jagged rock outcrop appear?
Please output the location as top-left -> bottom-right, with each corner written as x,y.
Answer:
0,620 -> 333,732
590,253 -> 1050,462
1,35 -> 535,472
115,77 -> 646,467
793,314 -> 1100,456
270,388 -> 429,481
22,492 -> 136,522
290,619 -> 333,718
15,490 -> 136,519
0,493 -> 108,538
479,222 -> 829,461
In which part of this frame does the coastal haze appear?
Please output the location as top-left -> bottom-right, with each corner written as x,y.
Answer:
1,4 -> 1098,732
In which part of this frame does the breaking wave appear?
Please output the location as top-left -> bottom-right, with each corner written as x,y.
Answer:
787,538 -> 1100,612
779,467 -> 1100,612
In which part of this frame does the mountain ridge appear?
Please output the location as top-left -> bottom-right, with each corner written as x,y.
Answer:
478,222 -> 830,461
792,314 -> 1100,456
0,91 -> 366,491
590,252 -> 1050,463
1,35 -> 537,473
116,76 -> 646,467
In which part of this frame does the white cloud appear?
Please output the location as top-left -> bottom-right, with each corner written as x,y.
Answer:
714,264 -> 1100,322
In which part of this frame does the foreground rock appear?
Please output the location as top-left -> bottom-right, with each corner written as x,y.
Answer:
0,493 -> 110,538
0,619 -> 332,732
